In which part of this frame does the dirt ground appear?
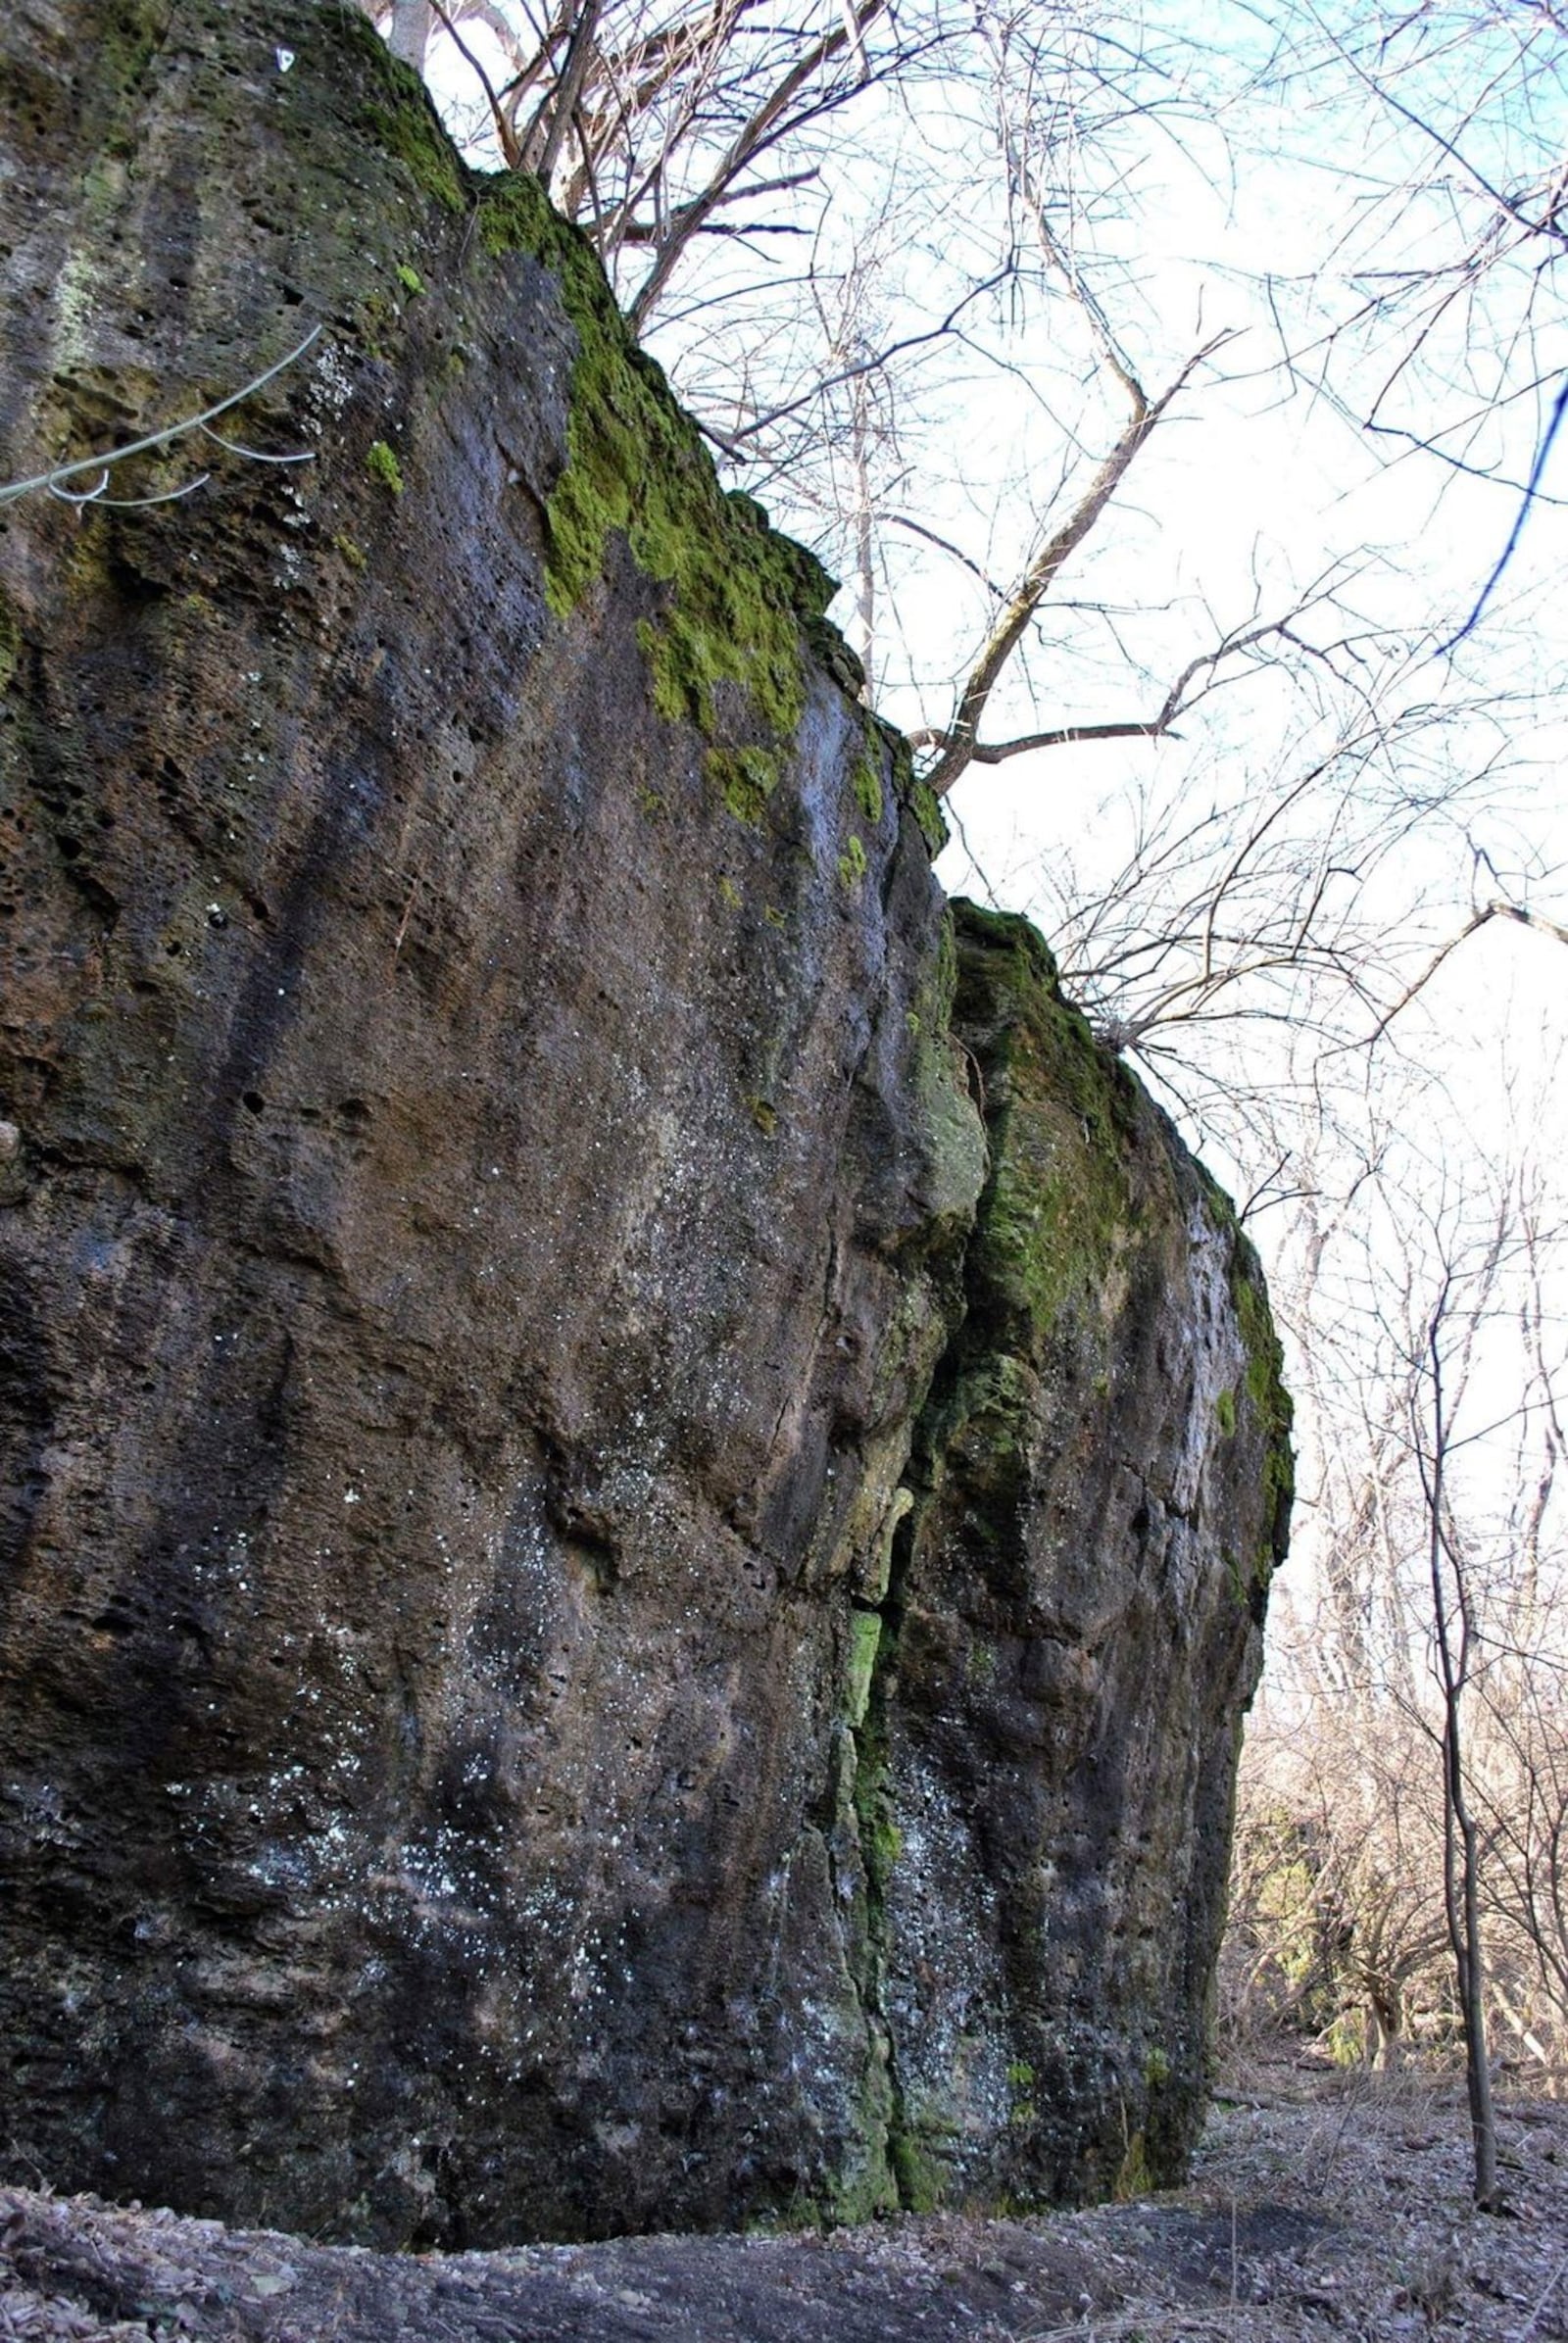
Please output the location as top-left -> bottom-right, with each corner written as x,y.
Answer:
4,2056 -> 1565,2342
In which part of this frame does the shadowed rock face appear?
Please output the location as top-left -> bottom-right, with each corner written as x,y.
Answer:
0,0 -> 1289,2248
875,907 -> 1292,2211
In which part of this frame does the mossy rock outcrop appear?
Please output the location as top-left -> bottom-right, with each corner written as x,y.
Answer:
0,0 -> 1286,2246
866,904 -> 1291,2210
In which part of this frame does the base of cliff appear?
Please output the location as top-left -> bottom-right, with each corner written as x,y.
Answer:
3,2061 -> 1564,2343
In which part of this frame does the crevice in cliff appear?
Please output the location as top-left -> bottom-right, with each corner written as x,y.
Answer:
837,898 -> 1295,2223
836,920 -> 1007,2215
836,893 -> 1136,2217
846,1493 -> 921,2213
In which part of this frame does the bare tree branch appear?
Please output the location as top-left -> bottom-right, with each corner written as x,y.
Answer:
1358,900 -> 1568,1053
625,0 -> 888,331
925,334 -> 1231,798
427,0 -> 524,165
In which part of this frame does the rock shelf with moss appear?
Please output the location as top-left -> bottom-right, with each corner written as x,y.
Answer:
472,171 -> 836,801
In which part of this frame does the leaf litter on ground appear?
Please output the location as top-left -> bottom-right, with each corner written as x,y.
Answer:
3,2054 -> 1565,2342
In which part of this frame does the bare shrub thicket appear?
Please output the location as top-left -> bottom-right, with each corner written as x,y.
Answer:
1228,1659 -> 1568,2085
1224,1150 -> 1568,2122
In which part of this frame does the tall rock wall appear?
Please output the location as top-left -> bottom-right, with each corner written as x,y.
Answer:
0,0 -> 1290,2248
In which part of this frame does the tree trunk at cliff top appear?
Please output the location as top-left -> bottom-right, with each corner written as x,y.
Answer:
0,0 -> 1290,2247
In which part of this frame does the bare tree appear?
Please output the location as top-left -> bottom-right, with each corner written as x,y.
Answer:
1406,1216 -> 1509,2203
1260,0 -> 1568,549
359,0 -> 955,322
1231,1117 -> 1568,2172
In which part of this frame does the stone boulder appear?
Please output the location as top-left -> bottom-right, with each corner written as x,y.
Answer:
0,0 -> 1289,2246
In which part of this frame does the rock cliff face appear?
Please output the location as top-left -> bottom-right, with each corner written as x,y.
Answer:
0,0 -> 1290,2248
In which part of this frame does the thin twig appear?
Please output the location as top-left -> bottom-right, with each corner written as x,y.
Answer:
0,324 -> 323,509
925,333 -> 1232,800
1352,901 -> 1568,1054
426,0 -> 524,165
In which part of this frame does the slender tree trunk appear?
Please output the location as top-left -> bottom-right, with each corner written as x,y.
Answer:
1426,1319 -> 1501,2207
1442,1697 -> 1501,2203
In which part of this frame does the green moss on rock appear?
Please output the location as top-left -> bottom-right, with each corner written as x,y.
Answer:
467,171 -> 850,808
1231,1235 -> 1295,1575
955,903 -> 1136,1341
837,835 -> 868,893
891,2132 -> 945,2216
851,751 -> 883,827
350,15 -> 468,214
342,107 -> 862,824
846,1608 -> 883,1730
366,439 -> 404,495
909,780 -> 948,857
705,744 -> 778,825
872,730 -> 948,860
